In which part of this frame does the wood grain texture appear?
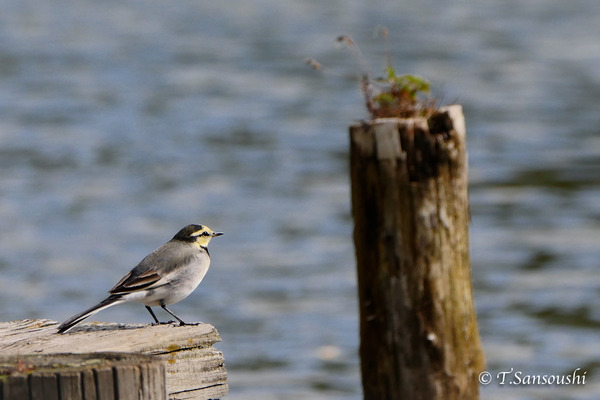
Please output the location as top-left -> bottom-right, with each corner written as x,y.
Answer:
0,320 -> 227,400
0,353 -> 164,400
350,105 -> 485,400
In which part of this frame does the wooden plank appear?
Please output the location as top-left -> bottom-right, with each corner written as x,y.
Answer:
2,374 -> 29,400
114,365 -> 140,400
0,320 -> 228,399
94,367 -> 115,400
30,373 -> 47,400
140,362 -> 167,400
30,373 -> 59,400
59,371 -> 82,400
81,369 -> 98,400
0,353 -> 165,400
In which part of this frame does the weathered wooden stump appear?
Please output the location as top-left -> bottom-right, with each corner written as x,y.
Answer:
0,352 -> 165,400
0,319 -> 228,400
350,105 -> 485,400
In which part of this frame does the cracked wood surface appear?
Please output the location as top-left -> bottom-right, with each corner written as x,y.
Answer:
0,319 -> 228,400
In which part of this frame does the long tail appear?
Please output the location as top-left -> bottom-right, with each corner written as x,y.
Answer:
57,295 -> 124,334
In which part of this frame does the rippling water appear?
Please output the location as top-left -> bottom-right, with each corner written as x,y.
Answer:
1,1 -> 599,399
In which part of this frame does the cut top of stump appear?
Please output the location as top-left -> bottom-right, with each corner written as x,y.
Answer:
0,319 -> 228,400
0,319 -> 221,355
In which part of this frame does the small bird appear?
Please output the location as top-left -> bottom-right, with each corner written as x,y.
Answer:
57,224 -> 223,334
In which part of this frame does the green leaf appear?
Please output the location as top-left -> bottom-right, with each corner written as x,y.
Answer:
395,75 -> 430,95
374,92 -> 395,106
386,65 -> 396,80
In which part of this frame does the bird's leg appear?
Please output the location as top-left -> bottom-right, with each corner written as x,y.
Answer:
160,305 -> 188,326
145,306 -> 161,324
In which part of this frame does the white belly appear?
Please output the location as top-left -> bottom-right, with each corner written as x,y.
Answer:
125,252 -> 210,307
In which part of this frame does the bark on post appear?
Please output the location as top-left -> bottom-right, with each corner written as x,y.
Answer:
350,105 -> 485,400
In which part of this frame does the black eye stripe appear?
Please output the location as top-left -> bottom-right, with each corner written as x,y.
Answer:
191,231 -> 211,238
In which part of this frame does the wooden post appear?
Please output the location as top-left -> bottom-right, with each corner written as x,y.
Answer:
0,352 -> 165,400
0,320 -> 228,400
349,105 -> 485,400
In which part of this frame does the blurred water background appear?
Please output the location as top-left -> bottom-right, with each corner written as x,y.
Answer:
1,1 -> 599,399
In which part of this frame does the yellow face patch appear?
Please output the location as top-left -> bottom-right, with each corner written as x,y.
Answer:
190,226 -> 222,248
191,228 -> 211,237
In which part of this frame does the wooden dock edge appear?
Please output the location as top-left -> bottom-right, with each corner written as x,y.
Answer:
0,319 -> 228,400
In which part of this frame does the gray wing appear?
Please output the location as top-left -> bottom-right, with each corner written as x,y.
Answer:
109,241 -> 194,294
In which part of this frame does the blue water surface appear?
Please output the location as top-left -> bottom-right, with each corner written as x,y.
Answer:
1,1 -> 599,399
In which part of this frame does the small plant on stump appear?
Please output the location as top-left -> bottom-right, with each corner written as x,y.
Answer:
363,64 -> 436,119
307,30 -> 439,120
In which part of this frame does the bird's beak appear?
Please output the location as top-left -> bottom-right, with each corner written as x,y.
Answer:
212,232 -> 224,237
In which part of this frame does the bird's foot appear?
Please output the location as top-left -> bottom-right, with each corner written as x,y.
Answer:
177,321 -> 201,326
151,320 -> 177,326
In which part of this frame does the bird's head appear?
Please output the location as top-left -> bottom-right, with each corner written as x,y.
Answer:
173,224 -> 223,248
